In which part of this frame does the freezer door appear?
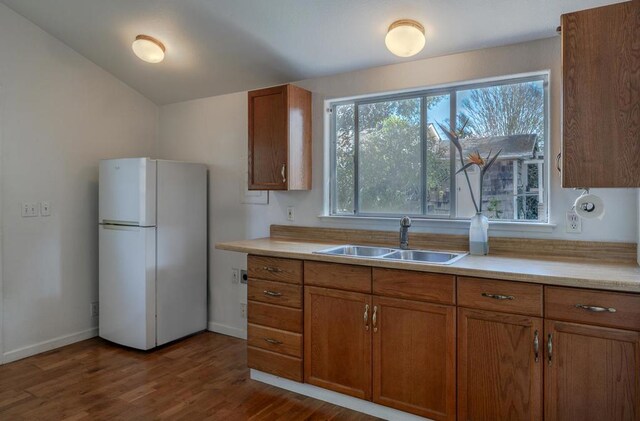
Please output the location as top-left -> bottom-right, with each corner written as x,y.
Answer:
99,224 -> 156,350
156,160 -> 207,345
99,158 -> 156,226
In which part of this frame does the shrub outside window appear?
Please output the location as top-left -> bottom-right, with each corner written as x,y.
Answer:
330,74 -> 549,222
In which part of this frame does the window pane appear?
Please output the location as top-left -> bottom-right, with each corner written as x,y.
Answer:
425,94 -> 451,217
358,98 -> 421,214
334,104 -> 355,214
456,79 -> 545,221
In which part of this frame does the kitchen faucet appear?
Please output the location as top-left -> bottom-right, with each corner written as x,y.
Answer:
399,216 -> 412,250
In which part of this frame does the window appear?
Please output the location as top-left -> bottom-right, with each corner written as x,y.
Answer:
330,74 -> 548,222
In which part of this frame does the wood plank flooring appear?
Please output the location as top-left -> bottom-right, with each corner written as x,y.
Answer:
0,332 -> 379,420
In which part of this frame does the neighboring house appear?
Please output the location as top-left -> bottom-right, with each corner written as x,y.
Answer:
427,128 -> 544,220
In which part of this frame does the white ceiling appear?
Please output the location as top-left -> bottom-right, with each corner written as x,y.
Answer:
1,0 -> 625,105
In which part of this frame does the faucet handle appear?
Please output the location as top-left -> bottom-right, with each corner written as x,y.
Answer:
400,216 -> 412,227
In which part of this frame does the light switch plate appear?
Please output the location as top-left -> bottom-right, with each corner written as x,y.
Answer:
41,201 -> 51,216
21,202 -> 39,217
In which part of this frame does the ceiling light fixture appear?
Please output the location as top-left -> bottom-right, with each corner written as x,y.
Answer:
385,19 -> 425,57
131,34 -> 165,63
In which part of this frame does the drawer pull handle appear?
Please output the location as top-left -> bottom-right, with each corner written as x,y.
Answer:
364,304 -> 369,331
262,266 -> 282,273
547,333 -> 553,366
482,293 -> 515,301
533,330 -> 539,363
263,290 -> 282,297
264,338 -> 282,345
575,304 -> 616,313
372,305 -> 378,333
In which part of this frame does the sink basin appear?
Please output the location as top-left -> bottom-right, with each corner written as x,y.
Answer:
381,249 -> 466,265
314,245 -> 395,257
314,245 -> 467,265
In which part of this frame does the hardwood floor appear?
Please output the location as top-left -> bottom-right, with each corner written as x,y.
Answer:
0,332 -> 379,420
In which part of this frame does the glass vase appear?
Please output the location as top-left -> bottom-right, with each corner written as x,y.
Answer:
469,212 -> 489,255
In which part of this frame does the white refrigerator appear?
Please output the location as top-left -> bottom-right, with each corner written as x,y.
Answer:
99,158 -> 207,350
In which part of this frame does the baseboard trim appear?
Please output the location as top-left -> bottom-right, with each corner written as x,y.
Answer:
2,327 -> 98,364
207,321 -> 246,340
250,369 -> 431,421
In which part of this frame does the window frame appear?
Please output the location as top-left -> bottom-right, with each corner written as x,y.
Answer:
329,72 -> 550,222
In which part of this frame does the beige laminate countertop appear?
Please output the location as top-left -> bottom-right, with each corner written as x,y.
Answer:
216,237 -> 640,293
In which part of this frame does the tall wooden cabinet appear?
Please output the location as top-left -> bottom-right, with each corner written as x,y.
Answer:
248,84 -> 312,190
561,1 -> 640,187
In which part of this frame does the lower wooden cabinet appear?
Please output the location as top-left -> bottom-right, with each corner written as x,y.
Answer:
458,308 -> 543,421
544,320 -> 640,421
304,286 -> 372,400
373,296 -> 456,421
304,286 -> 456,419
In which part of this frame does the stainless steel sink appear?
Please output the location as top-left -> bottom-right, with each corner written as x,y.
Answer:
314,245 -> 396,257
314,245 -> 467,265
381,249 -> 466,264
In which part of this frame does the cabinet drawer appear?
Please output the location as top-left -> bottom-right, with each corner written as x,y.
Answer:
247,346 -> 303,382
457,277 -> 543,317
248,279 -> 302,308
247,323 -> 302,358
248,255 -> 302,284
373,268 -> 455,305
248,300 -> 303,333
545,286 -> 640,331
304,261 -> 372,293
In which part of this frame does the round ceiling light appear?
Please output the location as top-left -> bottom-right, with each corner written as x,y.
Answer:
131,34 -> 165,63
385,19 -> 425,57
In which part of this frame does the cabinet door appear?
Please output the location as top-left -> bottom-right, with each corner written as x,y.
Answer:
304,286 -> 372,400
562,1 -> 640,187
373,296 -> 455,421
458,308 -> 543,421
248,85 -> 288,190
545,320 -> 640,421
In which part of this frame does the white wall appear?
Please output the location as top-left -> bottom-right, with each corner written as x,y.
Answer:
159,36 -> 638,337
0,4 -> 158,362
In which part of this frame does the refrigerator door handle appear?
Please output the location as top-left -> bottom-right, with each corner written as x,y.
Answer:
101,224 -> 140,231
101,219 -> 140,227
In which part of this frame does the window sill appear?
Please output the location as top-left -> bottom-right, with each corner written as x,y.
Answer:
317,214 -> 557,233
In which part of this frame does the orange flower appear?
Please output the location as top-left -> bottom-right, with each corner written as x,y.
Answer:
467,151 -> 485,167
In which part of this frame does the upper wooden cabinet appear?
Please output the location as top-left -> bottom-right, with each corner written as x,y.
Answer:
248,84 -> 312,190
561,1 -> 640,187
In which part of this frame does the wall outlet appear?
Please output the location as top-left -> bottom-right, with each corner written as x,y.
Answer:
21,202 -> 39,217
90,302 -> 99,318
240,269 -> 248,284
286,206 -> 295,221
240,303 -> 247,319
565,210 -> 582,233
232,268 -> 240,284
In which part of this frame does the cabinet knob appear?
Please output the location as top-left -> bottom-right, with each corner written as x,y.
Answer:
281,163 -> 287,184
263,290 -> 282,297
547,333 -> 553,366
556,153 -> 562,173
264,338 -> 283,345
533,330 -> 539,362
262,266 -> 282,273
